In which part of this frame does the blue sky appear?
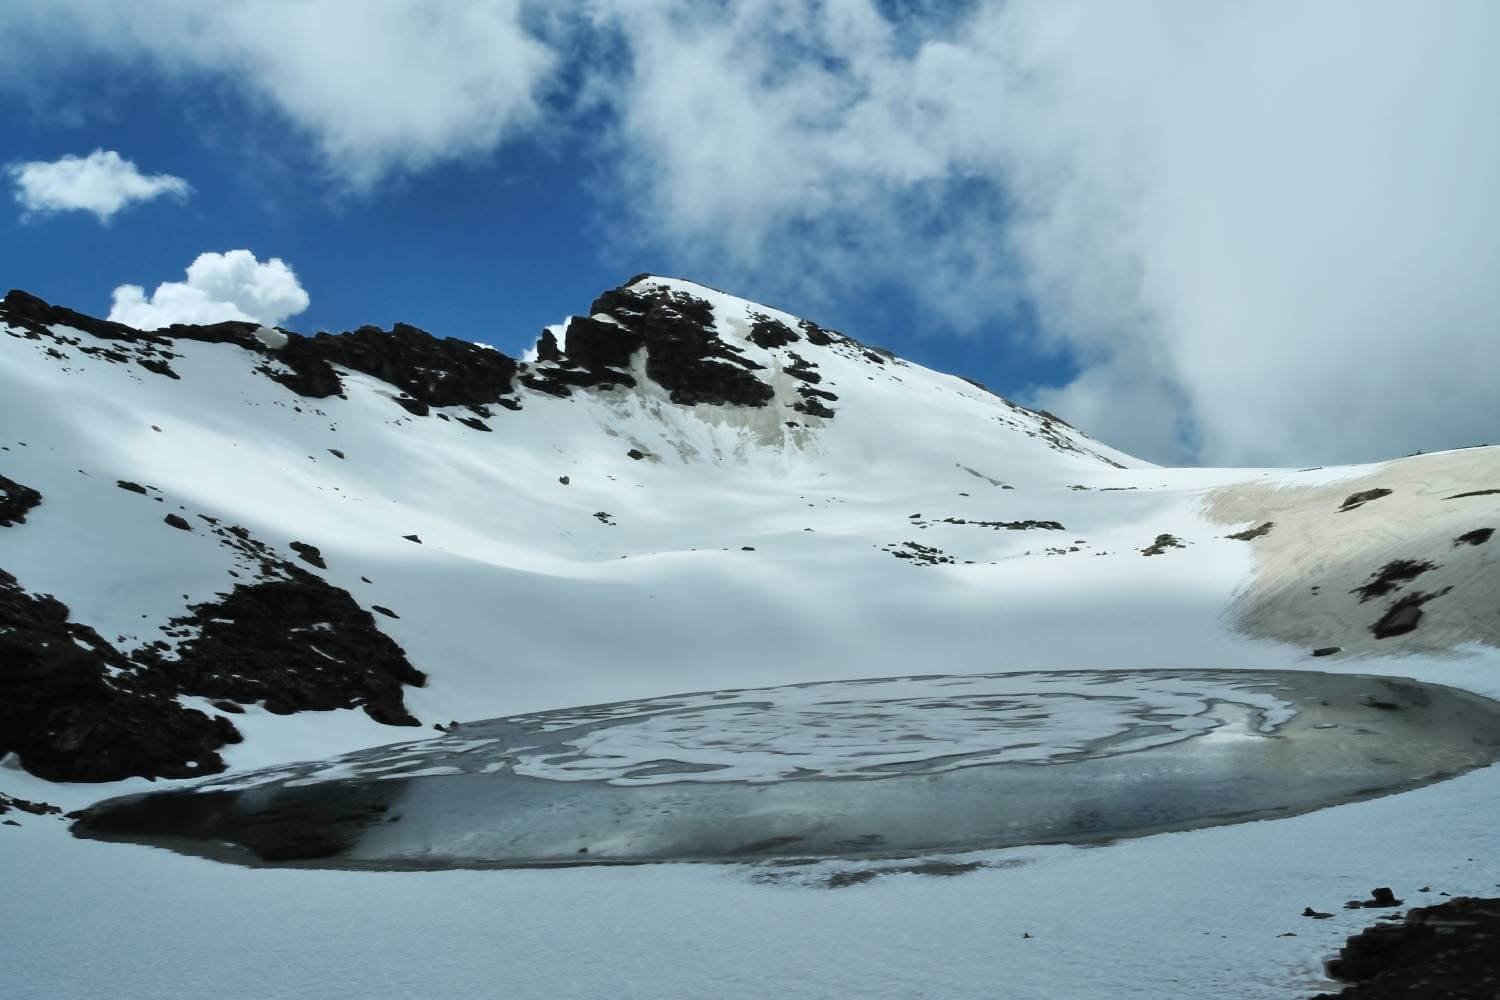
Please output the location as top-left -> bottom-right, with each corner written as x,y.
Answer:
2,1 -> 1497,468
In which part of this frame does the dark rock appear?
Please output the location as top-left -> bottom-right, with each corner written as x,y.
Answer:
116,480 -> 150,495
593,511 -> 615,525
1141,534 -> 1186,556
747,313 -> 799,349
1351,560 -> 1435,603
289,541 -> 326,569
793,397 -> 836,419
402,534 -> 422,544
1303,907 -> 1333,919
137,357 -> 179,379
0,473 -> 41,526
1445,489 -> 1500,500
627,448 -> 645,460
211,700 -> 244,714
134,567 -> 426,726
456,416 -> 491,432
0,567 -> 240,781
560,315 -> 643,371
1312,646 -> 1342,657
1226,521 -> 1275,541
559,476 -> 570,485
585,283 -> 775,407
0,793 -> 62,817
328,449 -> 345,459
1340,488 -> 1394,512
371,605 -> 399,619
1454,528 -> 1493,547
1316,896 -> 1500,999
1371,590 -> 1450,639
163,514 -> 192,531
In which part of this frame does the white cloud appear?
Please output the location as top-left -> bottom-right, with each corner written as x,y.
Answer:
108,251 -> 310,330
583,1 -> 1500,466
5,2 -> 1499,465
0,1 -> 556,189
7,149 -> 190,222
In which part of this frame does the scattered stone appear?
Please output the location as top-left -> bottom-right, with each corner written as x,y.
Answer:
402,534 -> 422,544
1303,907 -> 1334,919
1226,521 -> 1275,541
627,448 -> 645,460
593,512 -> 615,525
1344,888 -> 1403,909
328,449 -> 345,459
163,514 -> 192,531
371,605 -> 399,619
289,541 -> 326,569
1141,533 -> 1185,556
1454,528 -> 1494,547
559,476 -> 570,485
116,480 -> 151,495
1312,646 -> 1342,657
1340,488 -> 1394,512
0,793 -> 62,818
1445,489 -> 1500,500
741,546 -> 755,551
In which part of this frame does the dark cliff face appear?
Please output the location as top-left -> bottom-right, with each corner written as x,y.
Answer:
521,282 -> 777,408
0,288 -> 520,417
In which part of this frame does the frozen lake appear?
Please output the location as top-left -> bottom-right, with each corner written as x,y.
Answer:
76,670 -> 1500,867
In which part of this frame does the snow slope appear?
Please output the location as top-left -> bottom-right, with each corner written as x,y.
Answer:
3,275 -> 1499,999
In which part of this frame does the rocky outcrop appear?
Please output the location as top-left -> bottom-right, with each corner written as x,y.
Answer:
1,289 -> 521,416
1316,896 -> 1500,999
137,568 -> 426,725
528,283 -> 775,407
0,567 -> 241,782
0,473 -> 41,526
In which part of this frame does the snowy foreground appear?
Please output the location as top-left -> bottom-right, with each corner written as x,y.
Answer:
3,276 -> 1499,998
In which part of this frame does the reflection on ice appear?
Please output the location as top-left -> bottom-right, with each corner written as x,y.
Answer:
75,670 -> 1500,868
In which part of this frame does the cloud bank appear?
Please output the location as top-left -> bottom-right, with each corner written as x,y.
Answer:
0,0 -> 554,190
109,251 -> 310,330
5,1 -> 1499,465
7,149 -> 190,223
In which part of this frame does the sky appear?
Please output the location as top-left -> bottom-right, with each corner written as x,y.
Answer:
1,0 -> 1497,468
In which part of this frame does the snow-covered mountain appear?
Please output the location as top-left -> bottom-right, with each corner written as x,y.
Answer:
4,275 -> 1499,999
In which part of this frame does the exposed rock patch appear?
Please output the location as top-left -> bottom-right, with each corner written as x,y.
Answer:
289,541 -> 327,568
0,473 -> 41,526
0,567 -> 240,782
1226,521 -> 1275,541
1315,896 -> 1500,999
1351,560 -> 1436,603
1141,534 -> 1186,556
0,793 -> 61,818
1454,528 -> 1493,547
134,567 -> 426,726
1340,488 -> 1394,512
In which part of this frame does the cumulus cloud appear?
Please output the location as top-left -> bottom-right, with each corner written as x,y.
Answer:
108,251 -> 310,330
7,149 -> 190,223
0,1 -> 555,189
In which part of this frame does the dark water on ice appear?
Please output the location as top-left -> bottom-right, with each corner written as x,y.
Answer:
75,670 -> 1500,868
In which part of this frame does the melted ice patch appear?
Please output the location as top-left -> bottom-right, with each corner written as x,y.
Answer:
505,672 -> 1296,784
